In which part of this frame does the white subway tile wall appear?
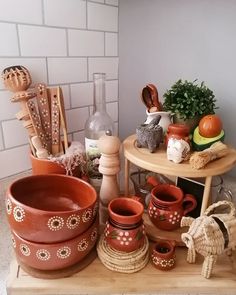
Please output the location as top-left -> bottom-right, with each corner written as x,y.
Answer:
0,0 -> 43,24
0,0 -> 119,178
105,32 -> 118,56
44,0 -> 86,29
0,23 -> 19,56
71,82 -> 93,108
18,25 -> 67,57
68,30 -> 104,56
88,2 -> 118,31
2,120 -> 28,149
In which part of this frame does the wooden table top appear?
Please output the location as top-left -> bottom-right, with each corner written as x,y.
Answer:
7,247 -> 236,295
123,134 -> 236,178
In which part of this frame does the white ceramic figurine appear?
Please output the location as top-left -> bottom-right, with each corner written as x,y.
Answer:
167,138 -> 190,163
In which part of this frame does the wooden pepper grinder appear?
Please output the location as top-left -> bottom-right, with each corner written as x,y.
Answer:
98,132 -> 121,224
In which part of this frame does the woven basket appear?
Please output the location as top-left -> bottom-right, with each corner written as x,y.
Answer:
97,235 -> 149,273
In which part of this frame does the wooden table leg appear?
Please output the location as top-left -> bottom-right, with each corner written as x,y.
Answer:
200,176 -> 212,215
124,157 -> 130,196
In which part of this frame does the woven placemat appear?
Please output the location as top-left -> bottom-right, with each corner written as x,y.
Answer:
97,235 -> 149,273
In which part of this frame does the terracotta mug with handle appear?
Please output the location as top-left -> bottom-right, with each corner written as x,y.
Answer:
148,184 -> 197,231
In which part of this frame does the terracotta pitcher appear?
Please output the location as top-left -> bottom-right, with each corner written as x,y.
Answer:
148,184 -> 197,231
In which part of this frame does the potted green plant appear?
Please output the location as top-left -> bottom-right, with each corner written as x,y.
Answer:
163,79 -> 218,130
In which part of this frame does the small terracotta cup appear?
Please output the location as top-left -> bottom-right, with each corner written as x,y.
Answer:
151,240 -> 176,271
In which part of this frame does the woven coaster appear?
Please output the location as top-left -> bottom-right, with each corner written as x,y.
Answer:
97,235 -> 149,273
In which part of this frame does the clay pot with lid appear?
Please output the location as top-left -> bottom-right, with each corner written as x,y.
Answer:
6,174 -> 98,243
151,240 -> 176,271
104,197 -> 146,252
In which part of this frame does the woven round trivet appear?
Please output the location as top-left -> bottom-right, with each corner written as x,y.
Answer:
97,235 -> 149,273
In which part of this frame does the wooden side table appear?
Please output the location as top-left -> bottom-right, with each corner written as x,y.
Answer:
123,134 -> 236,215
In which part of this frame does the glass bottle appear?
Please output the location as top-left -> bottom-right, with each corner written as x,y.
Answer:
84,73 -> 114,182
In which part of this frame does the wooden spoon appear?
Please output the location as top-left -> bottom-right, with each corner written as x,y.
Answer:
141,84 -> 162,112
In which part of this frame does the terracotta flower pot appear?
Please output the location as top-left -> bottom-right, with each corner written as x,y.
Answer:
6,174 -> 98,243
151,240 -> 176,271
148,184 -> 197,231
12,216 -> 99,271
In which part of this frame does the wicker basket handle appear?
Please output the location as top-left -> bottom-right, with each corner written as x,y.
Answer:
204,200 -> 236,217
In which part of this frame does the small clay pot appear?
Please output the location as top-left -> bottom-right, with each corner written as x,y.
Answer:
151,240 -> 176,271
165,123 -> 190,146
6,174 -> 98,243
108,197 -> 144,227
104,220 -> 145,252
12,216 -> 99,271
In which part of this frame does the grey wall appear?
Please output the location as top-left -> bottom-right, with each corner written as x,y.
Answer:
119,0 -> 236,176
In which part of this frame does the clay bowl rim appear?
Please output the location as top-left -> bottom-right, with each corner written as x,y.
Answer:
151,184 -> 183,206
108,197 -> 144,225
7,174 -> 97,214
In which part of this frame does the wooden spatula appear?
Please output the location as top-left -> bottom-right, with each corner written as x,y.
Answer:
57,87 -> 68,151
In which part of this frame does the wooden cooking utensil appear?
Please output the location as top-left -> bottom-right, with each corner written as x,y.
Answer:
48,88 -> 61,155
2,65 -> 37,138
57,87 -> 68,151
31,135 -> 49,159
35,83 -> 52,153
141,84 -> 162,112
26,100 -> 48,151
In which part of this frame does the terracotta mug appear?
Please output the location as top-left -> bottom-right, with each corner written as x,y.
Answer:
148,184 -> 197,231
104,197 -> 145,252
151,240 -> 176,271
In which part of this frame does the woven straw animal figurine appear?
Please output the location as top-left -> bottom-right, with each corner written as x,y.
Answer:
181,200 -> 236,278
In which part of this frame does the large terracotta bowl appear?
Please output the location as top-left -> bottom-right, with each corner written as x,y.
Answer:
11,216 -> 99,271
6,174 -> 98,243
